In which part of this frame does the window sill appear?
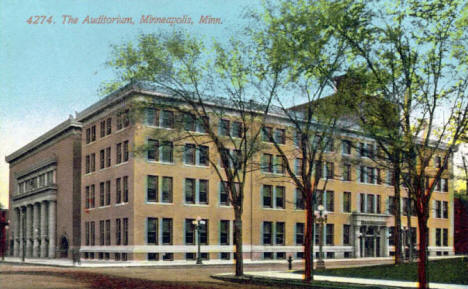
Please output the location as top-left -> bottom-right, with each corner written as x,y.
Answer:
146,160 -> 175,166
183,164 -> 209,168
115,161 -> 129,167
115,202 -> 128,207
145,202 -> 173,205
184,203 -> 209,207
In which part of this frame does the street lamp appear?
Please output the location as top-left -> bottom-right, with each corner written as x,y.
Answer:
315,204 -> 328,270
192,216 -> 206,265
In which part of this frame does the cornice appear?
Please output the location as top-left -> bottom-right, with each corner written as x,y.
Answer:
5,118 -> 82,164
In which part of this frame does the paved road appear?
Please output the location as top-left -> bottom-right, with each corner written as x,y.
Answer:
0,259 -> 395,289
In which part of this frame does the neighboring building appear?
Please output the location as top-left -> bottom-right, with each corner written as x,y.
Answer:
453,142 -> 467,195
454,198 -> 468,254
5,118 -> 82,259
6,81 -> 454,261
0,208 -> 8,259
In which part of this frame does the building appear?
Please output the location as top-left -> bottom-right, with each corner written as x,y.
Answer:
6,81 -> 454,261
6,118 -> 82,259
0,208 -> 8,259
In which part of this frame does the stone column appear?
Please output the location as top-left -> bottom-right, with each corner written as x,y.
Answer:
32,203 -> 40,257
19,207 -> 24,259
353,224 -> 361,258
14,208 -> 20,256
380,226 -> 389,257
40,201 -> 48,257
26,205 -> 32,257
48,201 -> 56,258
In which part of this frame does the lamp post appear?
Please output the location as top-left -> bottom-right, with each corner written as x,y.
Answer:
315,204 -> 328,270
192,217 -> 206,265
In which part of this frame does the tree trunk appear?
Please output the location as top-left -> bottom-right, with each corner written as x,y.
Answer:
417,215 -> 429,289
234,211 -> 243,277
304,189 -> 314,282
407,197 -> 413,262
393,165 -> 403,264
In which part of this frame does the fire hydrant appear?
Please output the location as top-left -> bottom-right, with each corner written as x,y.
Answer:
287,255 -> 293,270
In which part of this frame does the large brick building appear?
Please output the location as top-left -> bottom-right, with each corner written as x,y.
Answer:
6,82 -> 454,261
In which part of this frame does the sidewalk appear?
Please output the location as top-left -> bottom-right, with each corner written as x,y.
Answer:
215,271 -> 468,289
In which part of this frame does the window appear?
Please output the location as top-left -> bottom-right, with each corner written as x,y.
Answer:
442,178 -> 449,192
162,218 -> 173,245
376,168 -> 382,184
443,228 -> 448,246
86,128 -> 91,144
162,177 -> 173,203
262,185 -> 273,208
343,164 -> 351,181
185,219 -> 195,244
367,167 -> 375,184
342,140 -> 351,155
100,121 -> 106,138
116,178 -> 121,204
263,222 -> 272,245
219,119 -> 230,136
85,222 -> 90,245
293,130 -> 302,147
199,146 -> 209,166
185,178 -> 195,204
99,220 -> 105,245
275,186 -> 285,209
435,200 -> 442,218
105,147 -> 111,167
147,139 -> 159,161
261,154 -> 273,173
443,201 -> 448,219
146,108 -> 159,126
196,116 -> 209,133
184,144 -> 196,165
220,148 -> 230,168
123,141 -> 129,162
147,217 -> 158,244
161,141 -> 173,163
389,196 -> 397,215
123,176 -> 128,203
99,182 -> 105,207
90,153 -> 95,172
199,179 -> 209,204
262,126 -> 273,142
161,110 -> 174,128
326,224 -> 334,245
232,121 -> 242,138
295,188 -> 304,210
360,193 -> 366,213
220,220 -> 230,245
274,128 -> 286,144
219,182 -> 230,206
100,149 -> 105,169
274,156 -> 285,174
105,220 -> 111,245
436,228 -> 441,246
296,223 -> 304,245
106,118 -> 112,135
89,222 -> 95,246
343,224 -> 350,245
325,191 -> 334,212
377,195 -> 381,213
367,194 -> 375,213
90,125 -> 96,142
324,137 -> 334,152
123,218 -> 128,245
343,192 -> 351,213
147,175 -> 158,202
275,222 -> 285,245
116,219 -> 121,245
183,113 -> 195,131
105,180 -> 111,206
116,143 -> 122,164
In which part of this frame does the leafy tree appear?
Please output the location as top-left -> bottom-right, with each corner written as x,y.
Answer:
253,0 -> 351,281
326,1 -> 468,288
103,32 -> 281,276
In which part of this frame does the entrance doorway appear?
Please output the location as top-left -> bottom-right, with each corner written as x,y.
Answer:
59,236 -> 69,258
360,226 -> 381,257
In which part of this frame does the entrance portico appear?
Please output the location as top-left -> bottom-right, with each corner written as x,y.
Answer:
352,212 -> 390,258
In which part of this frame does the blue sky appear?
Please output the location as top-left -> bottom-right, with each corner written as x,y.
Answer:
0,0 -> 261,207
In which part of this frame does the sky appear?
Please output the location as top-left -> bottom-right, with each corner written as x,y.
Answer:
0,0 -> 261,208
